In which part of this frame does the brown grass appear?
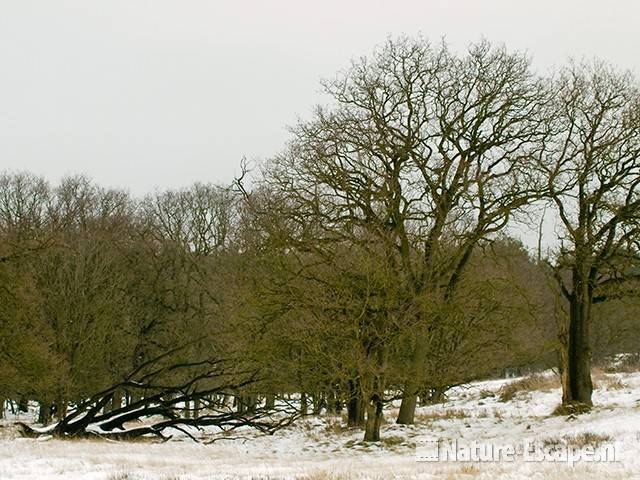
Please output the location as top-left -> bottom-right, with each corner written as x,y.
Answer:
444,465 -> 481,478
592,368 -> 627,390
551,402 -> 592,416
498,373 -> 558,402
569,432 -> 613,447
602,353 -> 640,373
380,435 -> 407,448
415,408 -> 469,422
478,389 -> 495,399
306,472 -> 357,480
322,418 -> 351,435
108,474 -> 181,480
543,431 -> 613,451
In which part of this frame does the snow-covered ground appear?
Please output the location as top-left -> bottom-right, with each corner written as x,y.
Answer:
2,370 -> 640,479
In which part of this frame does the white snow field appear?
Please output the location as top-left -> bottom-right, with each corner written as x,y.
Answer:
2,370 -> 640,480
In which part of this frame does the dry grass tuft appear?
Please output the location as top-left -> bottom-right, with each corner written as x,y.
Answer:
552,402 -> 592,416
108,473 -> 182,480
380,435 -> 406,447
592,368 -> 627,391
306,472 -> 355,480
415,408 -> 469,423
446,464 -> 481,478
108,474 -> 135,480
322,418 -> 351,435
478,389 -> 495,399
543,431 -> 613,451
569,431 -> 613,447
498,373 -> 558,402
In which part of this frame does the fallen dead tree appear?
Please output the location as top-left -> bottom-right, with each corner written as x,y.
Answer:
18,343 -> 299,441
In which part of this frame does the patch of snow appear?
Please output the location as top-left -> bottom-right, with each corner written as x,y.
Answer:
2,370 -> 640,479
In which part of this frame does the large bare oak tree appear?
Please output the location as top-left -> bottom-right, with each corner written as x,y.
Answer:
542,61 -> 640,406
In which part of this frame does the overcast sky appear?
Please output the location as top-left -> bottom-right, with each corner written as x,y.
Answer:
1,0 -> 639,196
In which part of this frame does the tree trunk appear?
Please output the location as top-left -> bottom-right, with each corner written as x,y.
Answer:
312,392 -> 324,415
193,396 -> 201,419
346,379 -> 365,427
265,394 -> 276,410
333,383 -> 343,413
0,398 -> 4,419
112,389 -> 123,411
17,397 -> 29,413
557,324 -> 571,404
38,401 -> 51,425
326,389 -> 335,414
246,395 -> 257,414
127,391 -> 141,406
363,395 -> 383,442
397,340 -> 426,424
54,397 -> 67,421
564,281 -> 593,405
300,392 -> 308,416
361,331 -> 386,442
363,372 -> 385,442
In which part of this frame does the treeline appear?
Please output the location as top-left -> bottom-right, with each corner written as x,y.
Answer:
0,177 -> 249,425
1,37 -> 639,442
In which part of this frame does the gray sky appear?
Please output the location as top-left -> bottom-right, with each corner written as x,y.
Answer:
1,0 -> 639,196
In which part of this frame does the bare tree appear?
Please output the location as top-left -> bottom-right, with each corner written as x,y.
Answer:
255,38 -> 549,437
542,61 -> 640,407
